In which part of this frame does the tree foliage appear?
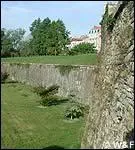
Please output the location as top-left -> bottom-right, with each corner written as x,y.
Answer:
1,28 -> 25,57
68,43 -> 97,55
29,17 -> 70,56
19,40 -> 32,56
1,17 -> 96,57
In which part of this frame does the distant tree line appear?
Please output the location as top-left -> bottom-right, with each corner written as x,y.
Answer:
1,28 -> 26,57
1,17 -> 97,57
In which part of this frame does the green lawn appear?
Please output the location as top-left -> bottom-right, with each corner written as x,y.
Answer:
1,82 -> 85,149
1,54 -> 97,65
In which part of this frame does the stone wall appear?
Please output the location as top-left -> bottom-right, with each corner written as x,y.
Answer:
1,63 -> 96,105
81,1 -> 134,149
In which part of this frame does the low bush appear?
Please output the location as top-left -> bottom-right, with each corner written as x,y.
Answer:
33,85 -> 69,107
65,105 -> 83,120
68,43 -> 97,55
33,85 -> 59,98
65,101 -> 89,120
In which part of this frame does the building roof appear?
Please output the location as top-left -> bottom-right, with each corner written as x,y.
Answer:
91,26 -> 101,30
80,35 -> 89,40
70,34 -> 89,42
71,38 -> 82,42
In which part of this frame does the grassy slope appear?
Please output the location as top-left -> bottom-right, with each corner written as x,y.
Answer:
1,54 -> 97,65
1,83 -> 85,149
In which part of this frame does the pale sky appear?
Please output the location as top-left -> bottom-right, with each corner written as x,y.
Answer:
1,1 -> 107,37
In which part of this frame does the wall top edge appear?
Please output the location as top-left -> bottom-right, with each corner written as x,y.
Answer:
1,62 -> 97,68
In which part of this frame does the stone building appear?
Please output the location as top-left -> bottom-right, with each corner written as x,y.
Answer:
67,35 -> 89,49
67,25 -> 101,53
88,26 -> 101,53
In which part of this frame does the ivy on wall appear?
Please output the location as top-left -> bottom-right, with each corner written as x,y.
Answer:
100,4 -> 116,32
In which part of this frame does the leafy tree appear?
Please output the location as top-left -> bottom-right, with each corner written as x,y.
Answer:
10,28 -> 26,50
1,18 -> 70,57
1,29 -> 4,42
55,19 -> 70,55
1,38 -> 13,57
29,17 -> 70,56
1,28 -> 26,57
1,28 -> 13,57
19,40 -> 32,56
30,18 -> 49,55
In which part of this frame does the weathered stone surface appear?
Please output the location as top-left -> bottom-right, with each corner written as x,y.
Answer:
1,63 -> 96,105
81,1 -> 134,149
124,51 -> 133,62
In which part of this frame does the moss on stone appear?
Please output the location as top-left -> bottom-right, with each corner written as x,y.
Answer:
100,4 -> 116,32
24,63 -> 30,68
12,62 -> 22,66
55,65 -> 79,76
9,63 -> 14,66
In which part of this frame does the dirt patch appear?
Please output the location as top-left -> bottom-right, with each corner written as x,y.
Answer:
37,105 -> 47,108
63,118 -> 80,123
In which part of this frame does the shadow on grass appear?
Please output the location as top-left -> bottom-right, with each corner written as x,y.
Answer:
21,93 -> 29,97
41,98 -> 69,107
49,98 -> 69,106
42,145 -> 65,149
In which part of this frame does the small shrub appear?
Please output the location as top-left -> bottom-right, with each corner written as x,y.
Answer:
65,102 -> 89,120
33,84 -> 69,107
65,105 -> 83,120
1,71 -> 9,83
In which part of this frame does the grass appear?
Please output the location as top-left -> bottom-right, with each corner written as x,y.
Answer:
1,54 -> 97,65
1,82 -> 85,149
